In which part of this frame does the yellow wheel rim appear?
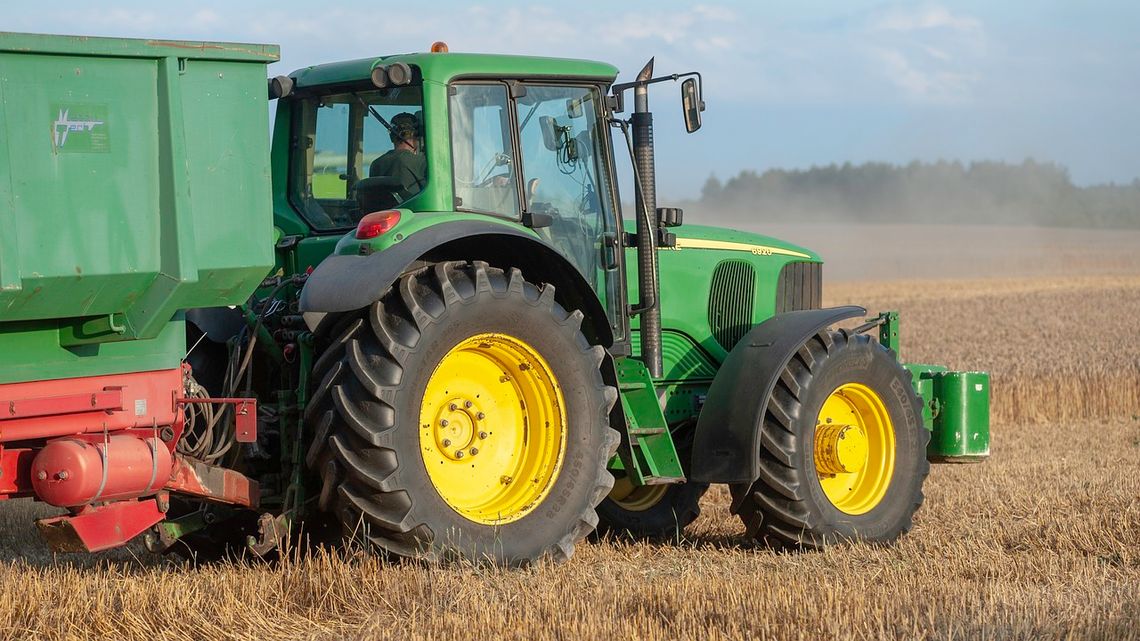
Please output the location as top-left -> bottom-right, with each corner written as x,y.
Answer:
814,383 -> 895,515
608,476 -> 669,512
419,333 -> 566,525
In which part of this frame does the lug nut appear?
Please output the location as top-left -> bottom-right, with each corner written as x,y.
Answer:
440,419 -> 449,427
465,401 -> 473,409
455,450 -> 465,459
36,471 -> 47,481
478,431 -> 488,439
469,447 -> 479,455
449,403 -> 457,411
442,439 -> 452,447
477,412 -> 486,420
57,470 -> 70,480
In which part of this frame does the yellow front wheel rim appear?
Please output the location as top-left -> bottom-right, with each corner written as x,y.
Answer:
419,333 -> 566,525
814,383 -> 895,515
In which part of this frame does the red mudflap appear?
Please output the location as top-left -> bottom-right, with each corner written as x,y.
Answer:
36,498 -> 166,553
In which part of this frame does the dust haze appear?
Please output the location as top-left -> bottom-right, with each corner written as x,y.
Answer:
670,160 -> 1140,280
697,220 -> 1140,281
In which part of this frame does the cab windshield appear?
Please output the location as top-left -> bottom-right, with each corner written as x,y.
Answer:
291,86 -> 426,230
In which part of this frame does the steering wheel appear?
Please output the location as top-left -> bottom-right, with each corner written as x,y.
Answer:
475,153 -> 513,186
476,173 -> 512,188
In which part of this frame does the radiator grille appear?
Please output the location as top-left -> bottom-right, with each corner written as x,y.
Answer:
708,260 -> 756,351
776,261 -> 823,313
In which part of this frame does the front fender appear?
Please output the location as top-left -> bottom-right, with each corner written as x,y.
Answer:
690,306 -> 866,484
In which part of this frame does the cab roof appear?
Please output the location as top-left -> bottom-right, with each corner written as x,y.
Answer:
290,52 -> 620,89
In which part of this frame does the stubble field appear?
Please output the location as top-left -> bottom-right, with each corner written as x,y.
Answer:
0,225 -> 1137,640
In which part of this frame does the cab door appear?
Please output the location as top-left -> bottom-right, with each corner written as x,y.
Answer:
514,84 -> 625,338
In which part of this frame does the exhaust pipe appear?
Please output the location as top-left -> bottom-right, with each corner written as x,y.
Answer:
632,58 -> 663,378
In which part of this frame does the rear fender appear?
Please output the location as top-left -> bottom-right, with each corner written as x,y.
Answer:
690,306 -> 866,484
299,220 -> 613,347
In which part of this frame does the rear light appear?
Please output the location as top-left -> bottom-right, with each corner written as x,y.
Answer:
356,210 -> 401,239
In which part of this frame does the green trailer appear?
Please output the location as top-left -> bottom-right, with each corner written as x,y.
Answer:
0,33 -> 988,564
0,33 -> 276,381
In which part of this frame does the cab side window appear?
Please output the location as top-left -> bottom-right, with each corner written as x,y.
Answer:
291,87 -> 426,230
311,102 -> 350,200
449,84 -> 519,217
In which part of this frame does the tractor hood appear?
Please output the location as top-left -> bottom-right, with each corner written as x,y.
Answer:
624,221 -> 821,262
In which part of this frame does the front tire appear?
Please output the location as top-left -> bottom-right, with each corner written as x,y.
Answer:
731,329 -> 928,548
306,261 -> 619,566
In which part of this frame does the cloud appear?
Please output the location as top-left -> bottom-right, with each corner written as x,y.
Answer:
693,5 -> 736,22
859,4 -> 986,103
10,2 -> 983,105
870,5 -> 981,33
869,46 -> 979,101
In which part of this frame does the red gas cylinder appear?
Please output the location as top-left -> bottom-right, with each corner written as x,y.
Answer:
31,435 -> 173,507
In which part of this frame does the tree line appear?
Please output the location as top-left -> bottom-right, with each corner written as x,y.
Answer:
691,159 -> 1140,228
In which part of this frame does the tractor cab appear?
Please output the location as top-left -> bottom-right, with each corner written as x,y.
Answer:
274,50 -> 706,368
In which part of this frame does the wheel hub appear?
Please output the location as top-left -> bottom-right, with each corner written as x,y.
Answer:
814,423 -> 869,475
428,397 -> 487,460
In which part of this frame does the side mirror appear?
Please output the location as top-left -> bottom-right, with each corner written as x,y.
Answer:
681,78 -> 704,133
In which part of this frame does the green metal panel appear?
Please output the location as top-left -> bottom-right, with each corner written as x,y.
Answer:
0,318 -> 186,385
878,310 -> 900,355
0,32 -> 278,62
613,356 -> 685,485
927,371 -> 991,462
661,382 -> 709,424
658,330 -> 718,381
905,363 -> 949,428
0,32 -> 276,384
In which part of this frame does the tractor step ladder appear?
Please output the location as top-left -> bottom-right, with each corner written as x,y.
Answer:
615,357 -> 686,485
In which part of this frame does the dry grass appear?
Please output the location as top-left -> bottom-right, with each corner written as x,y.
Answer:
828,275 -> 1140,424
2,270 -> 1139,640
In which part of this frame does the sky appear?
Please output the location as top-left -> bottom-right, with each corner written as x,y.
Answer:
5,1 -> 1139,200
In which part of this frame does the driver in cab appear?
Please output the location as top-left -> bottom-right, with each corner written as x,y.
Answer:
369,112 -> 427,203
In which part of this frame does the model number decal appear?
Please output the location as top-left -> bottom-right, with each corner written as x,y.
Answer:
670,237 -> 812,259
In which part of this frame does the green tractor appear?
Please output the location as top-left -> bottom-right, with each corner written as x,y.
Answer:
0,34 -> 989,566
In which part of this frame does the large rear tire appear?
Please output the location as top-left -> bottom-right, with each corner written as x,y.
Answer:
731,329 -> 928,548
305,261 -> 619,566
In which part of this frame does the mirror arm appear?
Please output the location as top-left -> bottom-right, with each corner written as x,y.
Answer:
611,71 -> 697,102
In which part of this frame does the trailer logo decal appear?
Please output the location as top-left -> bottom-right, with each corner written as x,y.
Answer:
51,104 -> 109,153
